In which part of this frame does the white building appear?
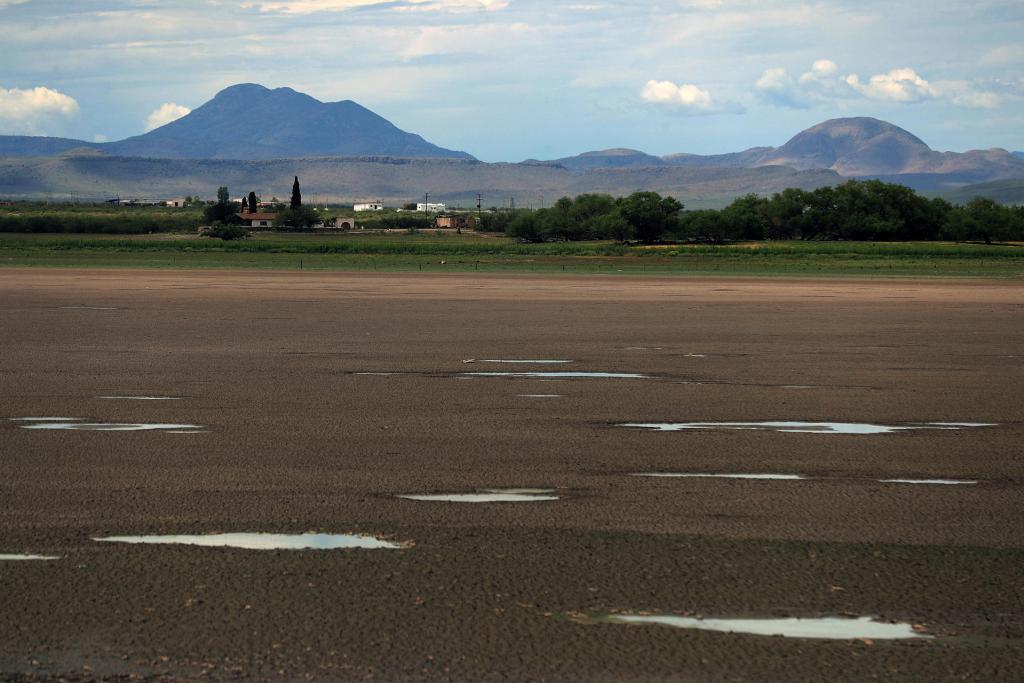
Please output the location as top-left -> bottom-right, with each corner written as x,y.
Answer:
416,202 -> 446,213
354,202 -> 384,212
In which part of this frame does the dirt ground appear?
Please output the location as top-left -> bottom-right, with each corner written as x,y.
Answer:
1,268 -> 1022,681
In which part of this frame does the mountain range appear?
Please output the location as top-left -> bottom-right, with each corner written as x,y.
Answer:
0,84 -> 1022,204
536,118 -> 1024,187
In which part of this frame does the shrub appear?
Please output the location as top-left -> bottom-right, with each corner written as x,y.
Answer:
205,224 -> 249,240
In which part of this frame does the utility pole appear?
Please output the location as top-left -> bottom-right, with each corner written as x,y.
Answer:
424,192 -> 429,217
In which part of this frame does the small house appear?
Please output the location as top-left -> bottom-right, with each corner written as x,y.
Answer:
435,214 -> 476,231
235,212 -> 277,228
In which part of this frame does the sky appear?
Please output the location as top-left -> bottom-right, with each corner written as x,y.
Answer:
1,0 -> 1022,162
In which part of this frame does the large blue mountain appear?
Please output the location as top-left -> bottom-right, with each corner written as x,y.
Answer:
0,84 -> 474,160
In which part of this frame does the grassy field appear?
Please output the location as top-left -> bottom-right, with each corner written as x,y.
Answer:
2,232 -> 1023,277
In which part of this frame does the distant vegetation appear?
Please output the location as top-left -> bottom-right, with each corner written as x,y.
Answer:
0,202 -> 201,234
484,182 -> 1024,244
2,179 -> 1023,244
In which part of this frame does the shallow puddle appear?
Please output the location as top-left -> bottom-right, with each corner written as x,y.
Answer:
0,553 -> 61,561
518,394 -> 563,398
60,305 -> 117,311
633,472 -> 981,486
879,478 -> 978,485
97,396 -> 181,401
468,372 -> 648,379
93,532 -> 404,550
480,359 -> 573,364
602,614 -> 929,640
619,421 -> 996,435
398,488 -> 559,503
18,419 -> 203,432
632,473 -> 808,481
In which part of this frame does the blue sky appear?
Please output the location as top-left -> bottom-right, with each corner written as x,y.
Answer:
1,0 -> 1021,161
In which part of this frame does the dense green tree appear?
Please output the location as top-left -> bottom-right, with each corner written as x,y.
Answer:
943,197 -> 1021,244
274,205 -> 319,229
506,211 -> 542,242
248,191 -> 258,212
592,211 -> 632,242
290,176 -> 302,208
720,193 -> 771,240
203,186 -> 239,224
616,192 -> 684,243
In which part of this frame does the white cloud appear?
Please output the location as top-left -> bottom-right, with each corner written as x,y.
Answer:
145,102 -> 191,131
934,80 -> 1003,109
755,67 -> 807,108
799,59 -> 837,83
244,0 -> 506,13
398,22 -> 530,59
641,80 -> 720,112
844,67 -> 937,103
756,61 -> 1004,111
0,85 -> 79,134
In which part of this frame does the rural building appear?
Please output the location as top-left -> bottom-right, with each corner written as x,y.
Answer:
165,198 -> 187,207
333,217 -> 357,230
354,202 -> 384,212
237,212 -> 277,228
435,214 -> 476,230
416,202 -> 446,213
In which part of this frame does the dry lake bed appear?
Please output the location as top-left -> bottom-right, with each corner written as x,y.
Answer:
1,268 -> 1022,681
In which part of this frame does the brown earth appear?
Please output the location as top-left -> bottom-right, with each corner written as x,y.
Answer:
1,268 -> 1022,681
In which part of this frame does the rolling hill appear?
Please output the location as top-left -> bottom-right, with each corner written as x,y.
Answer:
0,154 -> 839,208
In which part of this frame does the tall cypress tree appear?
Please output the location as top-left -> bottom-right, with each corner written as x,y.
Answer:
290,176 -> 301,208
241,196 -> 248,212
248,191 -> 258,213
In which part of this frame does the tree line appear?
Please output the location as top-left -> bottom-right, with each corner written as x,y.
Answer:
482,180 -> 1024,244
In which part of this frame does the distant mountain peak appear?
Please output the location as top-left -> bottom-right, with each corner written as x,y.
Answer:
0,83 -> 474,162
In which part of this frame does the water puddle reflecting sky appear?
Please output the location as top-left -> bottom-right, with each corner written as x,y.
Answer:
468,372 -> 649,379
0,554 -> 61,561
97,396 -> 181,401
631,472 -> 980,486
879,478 -> 978,485
93,532 -> 404,550
398,488 -> 559,503
632,473 -> 808,481
60,305 -> 117,311
14,418 -> 204,432
619,421 -> 996,435
601,614 -> 930,640
479,360 -> 573,364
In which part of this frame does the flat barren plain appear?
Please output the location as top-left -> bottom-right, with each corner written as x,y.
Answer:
1,269 -> 1022,681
